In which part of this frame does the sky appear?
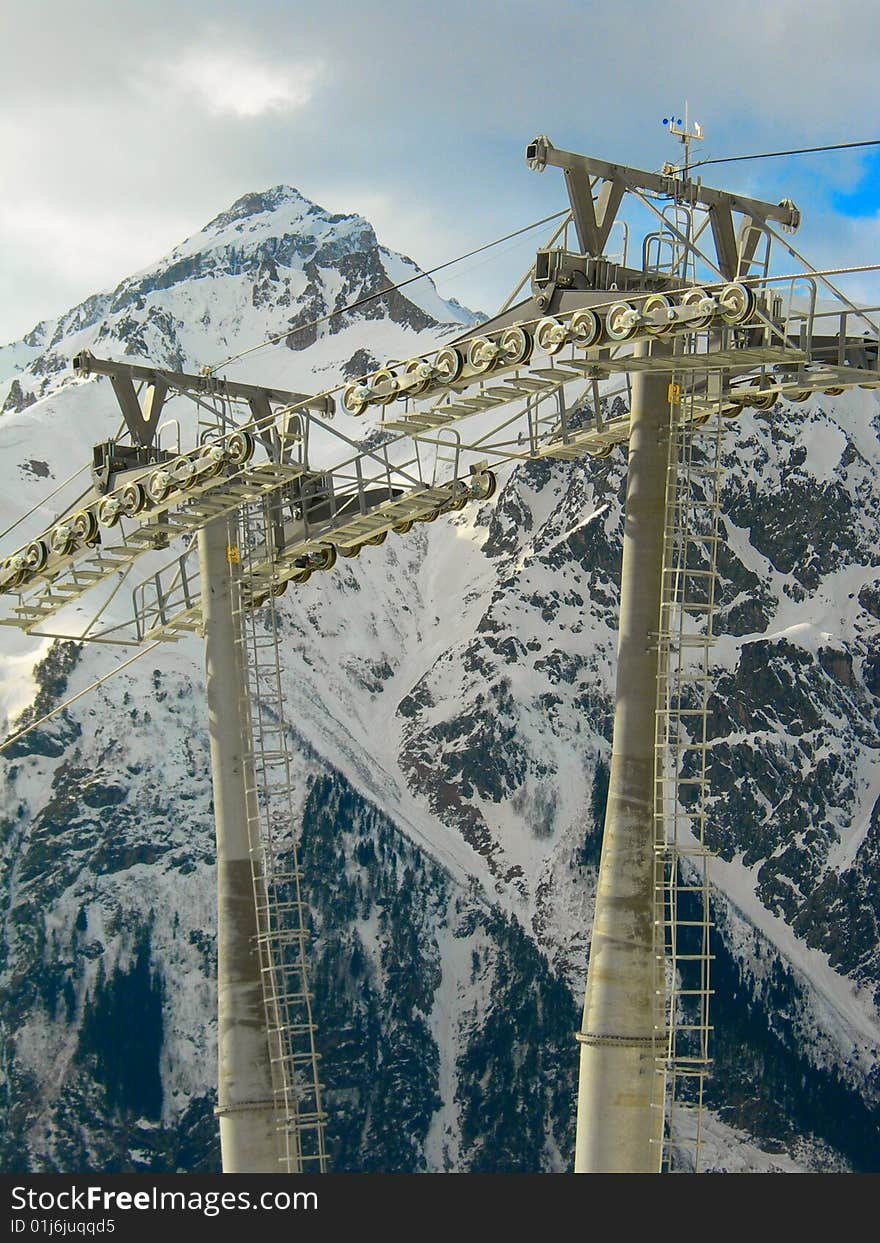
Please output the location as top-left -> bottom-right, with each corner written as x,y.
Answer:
1,0 -> 880,345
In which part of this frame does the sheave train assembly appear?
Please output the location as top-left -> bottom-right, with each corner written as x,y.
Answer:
2,128 -> 878,1172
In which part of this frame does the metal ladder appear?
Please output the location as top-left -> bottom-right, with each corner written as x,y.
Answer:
235,497 -> 328,1172
652,365 -> 722,1171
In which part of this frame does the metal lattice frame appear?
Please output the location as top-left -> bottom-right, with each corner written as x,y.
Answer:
237,498 -> 328,1171
653,367 -> 724,1170
3,137 -> 880,1172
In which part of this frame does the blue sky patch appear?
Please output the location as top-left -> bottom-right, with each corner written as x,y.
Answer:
832,149 -> 880,217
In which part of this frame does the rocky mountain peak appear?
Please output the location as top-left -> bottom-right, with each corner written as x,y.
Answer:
0,187 -> 478,413
207,183 -> 318,228
1,187 -> 878,1172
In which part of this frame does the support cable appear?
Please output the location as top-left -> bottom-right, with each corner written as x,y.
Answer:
0,465 -> 90,542
0,416 -> 126,547
0,640 -> 162,754
207,210 -> 569,374
691,137 -> 880,171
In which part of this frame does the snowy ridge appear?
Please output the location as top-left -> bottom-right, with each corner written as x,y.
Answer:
0,185 -> 879,1171
0,184 -> 479,412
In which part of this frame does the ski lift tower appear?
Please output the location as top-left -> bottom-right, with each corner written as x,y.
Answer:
3,115 -> 879,1174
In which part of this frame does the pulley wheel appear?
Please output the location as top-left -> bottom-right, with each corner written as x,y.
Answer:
642,294 -> 675,336
147,470 -> 173,502
120,482 -> 148,516
536,317 -> 568,355
434,347 -> 464,383
97,496 -> 122,527
500,326 -> 532,366
370,368 -> 399,405
604,301 -> 639,341
311,544 -> 337,572
1,557 -> 25,588
749,390 -> 777,410
225,431 -> 255,465
679,288 -> 715,330
201,443 -> 227,477
49,523 -> 74,555
343,383 -> 369,416
25,540 -> 49,573
569,309 -> 601,349
718,282 -> 756,325
467,336 -> 498,373
171,455 -> 196,488
470,470 -> 497,500
72,509 -> 99,545
446,482 -> 469,510
404,359 -> 433,396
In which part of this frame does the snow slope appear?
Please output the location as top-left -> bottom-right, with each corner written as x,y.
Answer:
1,185 -> 879,1172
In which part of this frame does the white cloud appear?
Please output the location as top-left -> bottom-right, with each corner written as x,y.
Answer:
3,1 -> 880,343
0,201 -> 196,342
167,50 -> 323,119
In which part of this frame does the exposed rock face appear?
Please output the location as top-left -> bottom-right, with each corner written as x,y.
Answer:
1,188 -> 879,1173
0,183 -> 478,407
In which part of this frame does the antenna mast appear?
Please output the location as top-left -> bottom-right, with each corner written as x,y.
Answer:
662,104 -> 704,182
3,114 -> 879,1175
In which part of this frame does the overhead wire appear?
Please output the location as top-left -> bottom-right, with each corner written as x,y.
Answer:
0,205 -> 572,724
0,640 -> 163,755
690,137 -> 880,171
209,139 -> 880,375
0,416 -> 129,550
5,143 -> 880,715
0,464 -> 90,542
208,208 -> 569,374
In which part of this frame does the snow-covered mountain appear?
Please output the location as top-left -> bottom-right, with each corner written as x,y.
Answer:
1,185 -> 879,1173
0,183 -> 478,408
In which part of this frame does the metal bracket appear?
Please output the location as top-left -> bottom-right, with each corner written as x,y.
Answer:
105,373 -> 168,447
575,1031 -> 660,1048
526,136 -> 799,278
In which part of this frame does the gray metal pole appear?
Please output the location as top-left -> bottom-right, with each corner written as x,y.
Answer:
199,517 -> 279,1173
574,343 -> 670,1173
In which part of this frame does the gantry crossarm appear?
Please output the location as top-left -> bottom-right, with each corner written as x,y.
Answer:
524,137 -> 801,229
5,260 -> 879,638
73,351 -> 336,448
130,476 -> 498,642
525,137 -> 800,281
0,380 -> 499,637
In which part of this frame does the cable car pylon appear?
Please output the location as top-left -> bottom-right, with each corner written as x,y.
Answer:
2,121 -> 880,1172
